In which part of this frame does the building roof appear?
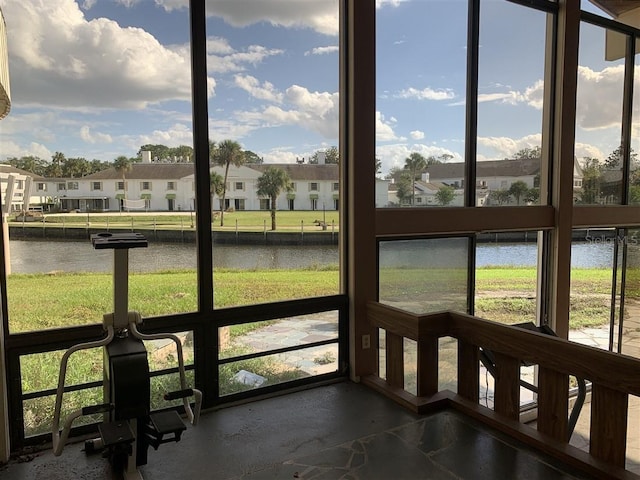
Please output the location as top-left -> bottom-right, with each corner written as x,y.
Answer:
83,163 -> 195,180
427,158 -> 540,180
248,163 -> 338,181
0,164 -> 43,178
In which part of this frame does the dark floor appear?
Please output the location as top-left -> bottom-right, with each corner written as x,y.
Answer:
0,381 -> 594,480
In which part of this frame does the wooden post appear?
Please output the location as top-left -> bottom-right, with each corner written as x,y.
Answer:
590,384 -> 628,468
537,366 -> 568,441
417,336 -> 438,397
493,352 -> 520,421
386,332 -> 404,389
457,340 -> 479,402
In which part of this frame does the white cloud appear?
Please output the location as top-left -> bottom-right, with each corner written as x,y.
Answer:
156,0 -> 339,36
376,111 -> 399,142
477,134 -> 542,159
0,139 -> 51,160
576,65 -> 625,131
410,130 -> 424,140
81,0 -> 96,9
79,125 -> 113,144
304,46 -> 339,56
397,87 -> 456,101
234,75 -> 283,103
1,0 -> 197,109
135,123 -> 193,148
375,143 -> 461,175
223,83 -> 339,141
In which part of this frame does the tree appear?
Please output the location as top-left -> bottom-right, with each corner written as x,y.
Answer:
404,152 -> 427,205
395,173 -> 414,205
579,157 -> 602,204
256,166 -> 293,230
513,146 -> 542,160
210,171 -> 225,211
375,158 -> 382,177
310,146 -> 339,164
4,156 -> 47,176
524,187 -> 540,204
46,152 -> 65,178
113,155 -> 133,203
171,145 -> 194,162
508,180 -> 529,205
435,185 -> 455,206
244,150 -> 263,164
138,144 -> 170,161
604,145 -> 638,169
212,139 -> 245,226
489,189 -> 512,205
62,157 -> 91,178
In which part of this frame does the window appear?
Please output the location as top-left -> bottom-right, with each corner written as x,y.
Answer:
234,182 -> 244,191
167,181 -> 176,190
309,182 -> 319,191
57,183 -> 66,191
117,181 -> 125,190
140,181 -> 152,190
16,180 -> 23,189
36,183 -> 46,191
67,182 -> 78,190
259,198 -> 270,210
333,182 -> 339,191
91,182 -> 102,191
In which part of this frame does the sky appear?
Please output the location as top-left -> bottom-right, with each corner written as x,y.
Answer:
0,0 -> 630,175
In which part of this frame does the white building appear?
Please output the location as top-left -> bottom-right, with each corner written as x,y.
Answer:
42,159 -> 356,213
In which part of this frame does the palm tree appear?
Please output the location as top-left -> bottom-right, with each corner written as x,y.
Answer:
256,166 -> 293,230
212,139 -> 245,226
210,171 -> 225,212
113,156 -> 132,209
404,152 -> 427,205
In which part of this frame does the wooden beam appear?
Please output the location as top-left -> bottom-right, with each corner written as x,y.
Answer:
493,352 -> 520,421
457,340 -> 479,403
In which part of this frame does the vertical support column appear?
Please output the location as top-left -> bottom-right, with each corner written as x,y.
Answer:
547,0 -> 580,339
417,336 -> 438,397
385,332 -> 403,389
113,249 -> 129,328
346,0 -> 377,378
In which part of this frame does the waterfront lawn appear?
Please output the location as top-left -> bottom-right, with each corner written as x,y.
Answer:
21,211 -> 341,231
6,266 -> 616,332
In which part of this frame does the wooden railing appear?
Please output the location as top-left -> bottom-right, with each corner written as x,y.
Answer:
364,301 -> 640,480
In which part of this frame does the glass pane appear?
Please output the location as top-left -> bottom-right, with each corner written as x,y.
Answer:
378,237 -> 469,314
376,1 -> 467,207
220,344 -> 338,397
439,336 -> 457,393
568,229 -> 615,348
475,232 -> 540,325
3,2 -> 197,332
574,23 -> 625,205
630,46 -> 640,205
219,311 -> 338,360
621,228 -> 640,358
206,0 -> 340,307
477,2 -> 548,207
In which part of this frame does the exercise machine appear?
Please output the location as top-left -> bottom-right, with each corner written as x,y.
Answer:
52,232 -> 202,479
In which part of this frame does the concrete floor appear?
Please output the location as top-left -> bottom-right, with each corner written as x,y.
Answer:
0,381 -> 593,480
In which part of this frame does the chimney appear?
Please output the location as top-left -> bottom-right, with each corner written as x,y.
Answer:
421,172 -> 429,182
141,150 -> 152,163
317,151 -> 326,165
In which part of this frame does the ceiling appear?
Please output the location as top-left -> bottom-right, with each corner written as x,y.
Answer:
589,1 -> 640,18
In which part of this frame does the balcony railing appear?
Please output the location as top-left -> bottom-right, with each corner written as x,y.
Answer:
364,301 -> 640,480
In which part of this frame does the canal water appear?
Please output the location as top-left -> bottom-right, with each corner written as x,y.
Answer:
6,238 -> 620,274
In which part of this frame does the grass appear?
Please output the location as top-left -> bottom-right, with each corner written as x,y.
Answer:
12,211 -> 341,232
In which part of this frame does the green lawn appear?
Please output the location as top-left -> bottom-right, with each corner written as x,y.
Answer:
13,211 -> 340,232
